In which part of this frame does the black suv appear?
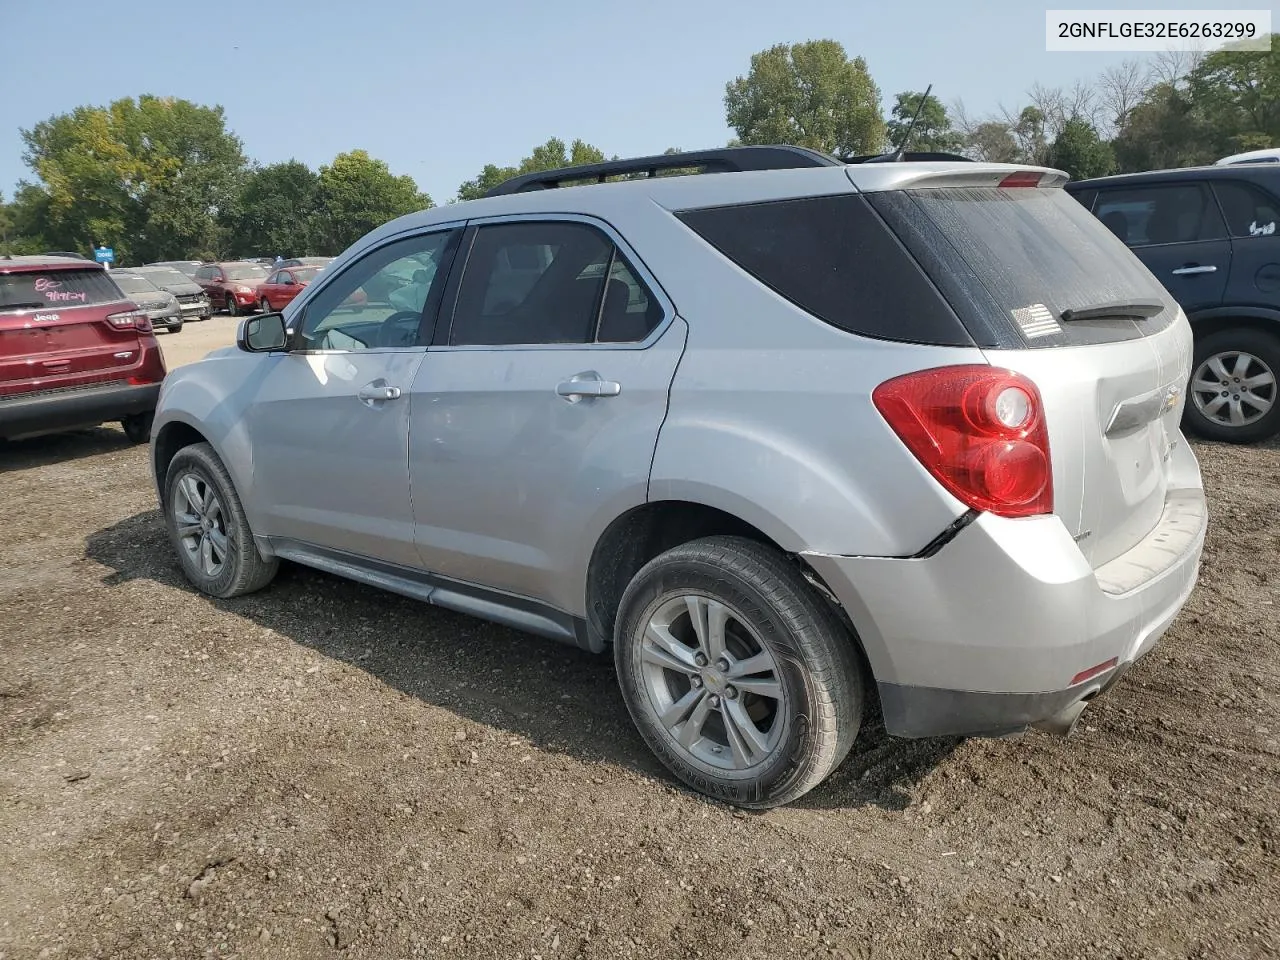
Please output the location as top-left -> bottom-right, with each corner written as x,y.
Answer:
1067,166 -> 1280,443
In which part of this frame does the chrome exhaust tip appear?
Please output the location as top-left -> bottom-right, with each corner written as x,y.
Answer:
1031,699 -> 1088,738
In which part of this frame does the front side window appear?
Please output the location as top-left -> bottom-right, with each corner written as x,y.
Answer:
295,230 -> 458,352
1093,183 -> 1226,247
1212,180 -> 1280,238
449,220 -> 661,346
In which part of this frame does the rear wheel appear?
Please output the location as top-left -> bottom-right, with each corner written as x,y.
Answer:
163,442 -> 278,598
121,412 -> 153,444
1185,326 -> 1280,443
614,535 -> 863,809
260,298 -> 271,314
225,294 -> 238,317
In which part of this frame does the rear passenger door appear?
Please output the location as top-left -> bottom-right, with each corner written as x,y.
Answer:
1211,178 -> 1280,309
1093,182 -> 1231,312
408,216 -> 686,615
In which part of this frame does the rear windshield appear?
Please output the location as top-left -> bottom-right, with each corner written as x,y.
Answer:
112,275 -> 160,295
0,269 -> 126,312
868,186 -> 1176,348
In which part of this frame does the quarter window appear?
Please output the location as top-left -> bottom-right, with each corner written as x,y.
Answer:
1093,184 -> 1226,247
1211,181 -> 1280,239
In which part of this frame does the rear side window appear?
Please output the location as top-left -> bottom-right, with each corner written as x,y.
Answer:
870,186 -> 1177,349
1092,183 -> 1226,247
450,221 -> 662,346
676,195 -> 970,346
0,268 -> 125,312
1211,180 -> 1280,238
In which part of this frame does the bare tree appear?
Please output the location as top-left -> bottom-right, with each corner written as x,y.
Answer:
1149,46 -> 1207,88
1097,60 -> 1151,134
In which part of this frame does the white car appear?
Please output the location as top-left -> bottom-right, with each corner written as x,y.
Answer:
1216,148 -> 1280,166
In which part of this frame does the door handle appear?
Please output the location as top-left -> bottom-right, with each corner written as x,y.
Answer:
358,383 -> 402,402
1171,265 -> 1217,275
556,374 -> 622,401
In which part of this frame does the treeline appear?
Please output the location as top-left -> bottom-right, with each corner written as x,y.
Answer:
2,38 -> 1276,262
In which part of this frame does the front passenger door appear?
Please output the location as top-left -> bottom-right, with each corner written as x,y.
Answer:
244,228 -> 462,566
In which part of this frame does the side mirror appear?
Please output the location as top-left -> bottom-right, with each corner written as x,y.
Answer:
237,312 -> 288,353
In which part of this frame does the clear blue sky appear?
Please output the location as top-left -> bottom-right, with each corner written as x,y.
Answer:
0,0 -> 1251,204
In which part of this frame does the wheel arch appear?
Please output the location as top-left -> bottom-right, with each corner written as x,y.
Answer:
584,498 -> 877,694
1188,307 -> 1280,339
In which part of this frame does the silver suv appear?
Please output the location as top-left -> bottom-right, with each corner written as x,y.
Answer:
152,147 -> 1207,808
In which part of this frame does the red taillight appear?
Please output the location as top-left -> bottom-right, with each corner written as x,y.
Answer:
873,365 -> 1053,518
106,307 -> 150,333
998,171 -> 1044,188
1070,657 -> 1119,686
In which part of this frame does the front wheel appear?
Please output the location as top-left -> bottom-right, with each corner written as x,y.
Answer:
163,442 -> 278,598
1185,326 -> 1280,443
225,294 -> 238,317
260,298 -> 271,314
614,535 -> 864,809
168,318 -> 184,334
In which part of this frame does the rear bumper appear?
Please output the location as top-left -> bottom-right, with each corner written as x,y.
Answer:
803,454 -> 1206,738
0,380 -> 161,439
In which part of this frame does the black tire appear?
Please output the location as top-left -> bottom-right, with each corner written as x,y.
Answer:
614,535 -> 863,809
260,298 -> 271,314
121,412 -> 153,444
198,314 -> 212,322
163,442 -> 278,598
1184,326 -> 1280,444
167,318 -> 184,334
225,294 -> 238,317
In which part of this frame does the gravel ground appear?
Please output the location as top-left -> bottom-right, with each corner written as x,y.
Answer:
2,347 -> 1278,959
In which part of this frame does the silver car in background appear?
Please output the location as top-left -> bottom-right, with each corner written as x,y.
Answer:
131,265 -> 213,323
109,271 -> 184,333
149,147 -> 1207,808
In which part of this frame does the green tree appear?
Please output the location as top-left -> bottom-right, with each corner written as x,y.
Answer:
724,40 -> 885,156
962,121 -> 1020,163
1186,37 -> 1280,154
313,150 -> 430,254
224,161 -> 320,258
20,95 -> 246,263
1046,117 -> 1115,179
886,91 -> 963,154
456,137 -> 606,201
1111,82 -> 1218,172
1010,106 -> 1049,165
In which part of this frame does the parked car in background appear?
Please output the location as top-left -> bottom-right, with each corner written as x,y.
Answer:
276,256 -> 332,269
193,261 -> 270,316
146,260 -> 204,279
109,271 -> 185,333
1,255 -> 165,442
152,146 -> 1205,808
257,265 -> 322,312
1217,148 -> 1280,166
42,251 -> 91,260
132,265 -> 212,322
1068,164 -> 1280,443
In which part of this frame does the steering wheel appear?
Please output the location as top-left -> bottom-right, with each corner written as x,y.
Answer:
376,310 -> 424,348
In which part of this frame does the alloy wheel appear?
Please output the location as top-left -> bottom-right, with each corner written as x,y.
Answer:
172,472 -> 233,579
639,594 -> 785,771
1191,350 -> 1276,428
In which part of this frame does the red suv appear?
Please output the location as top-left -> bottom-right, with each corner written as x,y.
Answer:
193,261 -> 270,316
0,256 -> 166,443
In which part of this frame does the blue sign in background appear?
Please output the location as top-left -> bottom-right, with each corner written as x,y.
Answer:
94,246 -> 114,264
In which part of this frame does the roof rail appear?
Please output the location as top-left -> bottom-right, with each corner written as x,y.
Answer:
483,145 -> 843,197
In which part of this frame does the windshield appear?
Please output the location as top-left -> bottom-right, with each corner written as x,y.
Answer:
136,267 -> 191,287
112,275 -> 160,295
224,264 -> 269,280
869,186 -> 1176,348
0,269 -> 126,312
293,266 -> 322,282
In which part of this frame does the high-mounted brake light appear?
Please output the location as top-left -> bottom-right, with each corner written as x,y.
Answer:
998,171 -> 1044,188
873,365 -> 1053,519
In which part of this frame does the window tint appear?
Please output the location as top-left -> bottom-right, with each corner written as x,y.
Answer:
678,194 -> 969,346
450,221 -> 614,346
194,266 -> 211,280
1212,180 -> 1280,238
296,230 -> 457,352
0,268 -> 126,312
1093,184 -> 1226,246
